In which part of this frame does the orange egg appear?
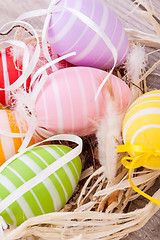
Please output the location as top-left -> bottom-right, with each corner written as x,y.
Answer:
0,109 -> 36,165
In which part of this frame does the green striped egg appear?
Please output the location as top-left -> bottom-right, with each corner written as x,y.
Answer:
0,144 -> 82,226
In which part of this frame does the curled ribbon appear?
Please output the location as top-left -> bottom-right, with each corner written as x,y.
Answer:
117,144 -> 160,205
0,20 -> 40,92
17,0 -> 118,100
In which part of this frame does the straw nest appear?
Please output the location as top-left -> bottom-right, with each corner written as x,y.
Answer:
1,1 -> 160,239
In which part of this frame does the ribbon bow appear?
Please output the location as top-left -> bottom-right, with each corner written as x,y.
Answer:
117,144 -> 160,205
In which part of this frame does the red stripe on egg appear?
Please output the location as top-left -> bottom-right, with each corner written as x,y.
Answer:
6,47 -> 20,86
0,50 -> 5,105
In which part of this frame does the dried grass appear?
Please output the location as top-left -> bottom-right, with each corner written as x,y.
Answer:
1,1 -> 160,239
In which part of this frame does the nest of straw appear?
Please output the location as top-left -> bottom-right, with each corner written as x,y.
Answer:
1,1 -> 160,239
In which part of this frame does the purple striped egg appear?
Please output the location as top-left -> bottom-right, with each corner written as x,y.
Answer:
47,0 -> 129,70
34,67 -> 132,136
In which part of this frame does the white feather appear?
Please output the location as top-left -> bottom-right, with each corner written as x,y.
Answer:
96,96 -> 125,182
125,43 -> 148,99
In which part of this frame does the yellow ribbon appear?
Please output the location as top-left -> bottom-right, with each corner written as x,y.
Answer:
117,144 -> 160,205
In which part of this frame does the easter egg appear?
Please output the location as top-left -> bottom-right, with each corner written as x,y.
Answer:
47,0 -> 129,69
0,109 -> 36,165
122,90 -> 160,168
35,67 -> 131,136
0,144 -> 82,226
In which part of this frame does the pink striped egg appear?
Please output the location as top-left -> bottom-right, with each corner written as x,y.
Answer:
47,0 -> 129,69
35,67 -> 131,136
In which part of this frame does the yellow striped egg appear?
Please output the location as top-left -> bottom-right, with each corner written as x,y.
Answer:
123,90 -> 160,165
123,90 -> 160,149
123,90 -> 160,167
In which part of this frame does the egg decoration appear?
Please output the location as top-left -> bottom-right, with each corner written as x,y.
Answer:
34,67 -> 132,136
0,109 -> 36,166
47,0 -> 129,69
0,45 -> 72,107
0,144 -> 82,226
122,90 -> 160,169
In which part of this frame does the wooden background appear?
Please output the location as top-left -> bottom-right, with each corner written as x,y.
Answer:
0,0 -> 159,239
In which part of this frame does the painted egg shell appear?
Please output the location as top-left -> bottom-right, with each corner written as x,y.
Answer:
0,144 -> 82,226
0,109 -> 36,166
0,45 -> 72,106
47,0 -> 129,69
122,90 -> 160,168
35,67 -> 132,136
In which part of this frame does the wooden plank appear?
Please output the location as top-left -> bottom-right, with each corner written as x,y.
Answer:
0,1 -> 159,240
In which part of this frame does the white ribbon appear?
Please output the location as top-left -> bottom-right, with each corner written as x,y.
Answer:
29,51 -> 76,94
15,51 -> 76,152
0,134 -> 82,215
0,130 -> 26,138
0,39 -> 30,71
57,6 -> 117,100
0,51 -> 76,151
0,39 -> 30,92
41,11 -> 57,71
0,20 -> 40,91
16,0 -> 118,100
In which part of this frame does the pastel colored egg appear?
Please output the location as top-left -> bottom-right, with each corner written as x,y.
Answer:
0,144 -> 82,226
47,0 -> 129,69
122,90 -> 160,168
0,45 -> 72,106
35,67 -> 132,136
0,109 -> 36,166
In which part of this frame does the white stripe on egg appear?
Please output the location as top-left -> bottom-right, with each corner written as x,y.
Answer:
124,100 -> 160,120
63,70 -> 75,133
75,68 -> 88,135
131,93 -> 160,106
19,154 -> 62,211
88,68 -> 100,118
60,0 -> 96,55
51,76 -> 64,132
0,196 -> 17,225
48,0 -> 68,30
72,1 -> 108,63
41,88 -> 49,130
7,166 -> 45,214
0,174 -> 34,219
49,1 -> 82,44
123,108 -> 160,141
131,124 -> 160,145
56,145 -> 79,181
98,16 -> 118,68
55,145 -> 77,190
31,145 -> 69,205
